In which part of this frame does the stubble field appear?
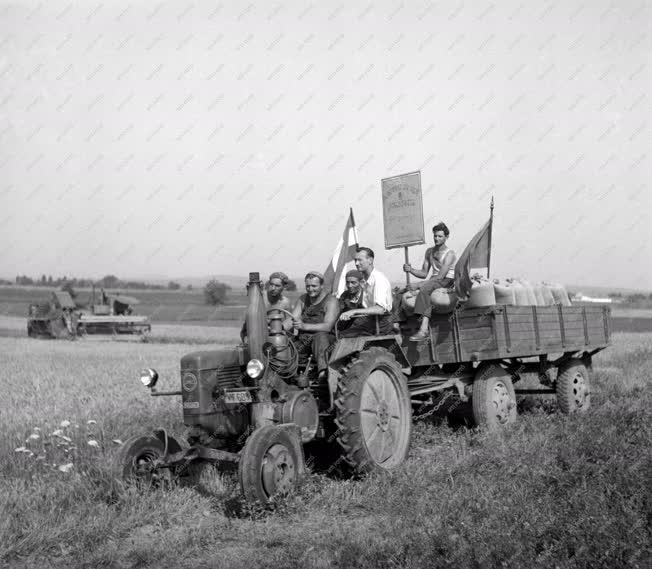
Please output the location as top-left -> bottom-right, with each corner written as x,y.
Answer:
0,316 -> 650,568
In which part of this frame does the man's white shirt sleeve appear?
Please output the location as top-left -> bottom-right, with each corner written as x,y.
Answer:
363,269 -> 393,312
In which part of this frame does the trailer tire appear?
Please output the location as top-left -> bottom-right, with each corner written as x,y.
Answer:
239,426 -> 302,504
556,359 -> 590,413
472,364 -> 517,429
335,347 -> 412,475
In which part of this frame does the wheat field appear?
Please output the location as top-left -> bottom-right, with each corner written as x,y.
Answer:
0,328 -> 649,569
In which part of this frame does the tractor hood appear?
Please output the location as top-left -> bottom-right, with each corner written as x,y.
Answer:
180,346 -> 246,371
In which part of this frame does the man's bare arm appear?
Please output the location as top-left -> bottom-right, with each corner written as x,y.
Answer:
283,299 -> 303,331
404,251 -> 431,279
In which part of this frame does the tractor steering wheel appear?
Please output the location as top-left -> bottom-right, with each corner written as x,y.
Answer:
266,308 -> 296,321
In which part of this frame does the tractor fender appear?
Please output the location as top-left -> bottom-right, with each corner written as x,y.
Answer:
329,335 -> 410,370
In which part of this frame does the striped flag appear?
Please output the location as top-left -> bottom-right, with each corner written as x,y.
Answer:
454,216 -> 493,301
323,208 -> 359,296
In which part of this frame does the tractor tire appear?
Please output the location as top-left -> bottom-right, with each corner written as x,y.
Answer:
239,425 -> 302,504
556,359 -> 590,414
334,346 -> 412,475
472,363 -> 517,429
112,434 -> 171,486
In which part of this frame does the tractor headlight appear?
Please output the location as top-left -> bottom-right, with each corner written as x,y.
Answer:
246,359 -> 264,379
140,368 -> 159,388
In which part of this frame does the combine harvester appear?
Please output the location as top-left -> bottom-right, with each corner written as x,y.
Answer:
27,289 -> 151,339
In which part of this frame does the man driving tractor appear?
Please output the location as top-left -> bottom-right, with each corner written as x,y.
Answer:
241,271 -> 293,341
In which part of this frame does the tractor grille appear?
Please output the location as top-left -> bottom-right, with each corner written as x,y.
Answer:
215,364 -> 242,390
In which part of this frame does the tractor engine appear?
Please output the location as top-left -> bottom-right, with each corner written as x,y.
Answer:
180,347 -> 249,445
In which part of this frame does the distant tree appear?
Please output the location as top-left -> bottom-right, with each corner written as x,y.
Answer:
186,284 -> 193,290
204,279 -> 230,305
47,275 -> 53,285
40,274 -> 47,285
167,281 -> 181,290
60,281 -> 77,299
100,275 -> 121,289
285,279 -> 297,292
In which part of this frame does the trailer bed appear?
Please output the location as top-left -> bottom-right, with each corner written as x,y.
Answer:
401,304 -> 611,366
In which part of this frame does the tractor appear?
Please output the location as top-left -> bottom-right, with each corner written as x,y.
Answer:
114,271 -> 610,503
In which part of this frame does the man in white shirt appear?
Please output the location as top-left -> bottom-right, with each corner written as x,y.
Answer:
338,247 -> 394,336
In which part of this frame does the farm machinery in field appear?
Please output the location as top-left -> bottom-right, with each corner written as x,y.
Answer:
27,289 -> 151,339
114,270 -> 611,504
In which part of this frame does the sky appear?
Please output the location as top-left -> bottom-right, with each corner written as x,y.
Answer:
0,0 -> 650,289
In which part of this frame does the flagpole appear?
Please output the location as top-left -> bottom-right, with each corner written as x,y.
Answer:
487,196 -> 494,279
404,247 -> 411,286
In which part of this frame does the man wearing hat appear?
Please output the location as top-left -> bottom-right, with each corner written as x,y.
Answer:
336,270 -> 365,334
240,271 -> 293,341
288,271 -> 339,379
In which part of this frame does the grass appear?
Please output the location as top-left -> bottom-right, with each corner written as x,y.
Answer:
0,328 -> 649,568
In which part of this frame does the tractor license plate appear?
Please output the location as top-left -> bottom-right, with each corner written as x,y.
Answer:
224,390 -> 252,404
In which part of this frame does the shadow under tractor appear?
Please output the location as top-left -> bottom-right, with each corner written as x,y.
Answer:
114,272 -> 611,503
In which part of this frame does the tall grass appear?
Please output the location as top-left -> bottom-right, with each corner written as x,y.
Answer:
0,332 -> 649,568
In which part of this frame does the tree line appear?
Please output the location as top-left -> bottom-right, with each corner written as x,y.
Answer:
11,274 -> 187,291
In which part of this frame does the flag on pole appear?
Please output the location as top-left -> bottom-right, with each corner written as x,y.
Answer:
454,216 -> 493,301
324,208 -> 359,296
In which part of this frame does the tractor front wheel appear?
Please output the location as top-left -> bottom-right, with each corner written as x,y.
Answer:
334,346 -> 412,475
112,434 -> 171,486
239,426 -> 303,504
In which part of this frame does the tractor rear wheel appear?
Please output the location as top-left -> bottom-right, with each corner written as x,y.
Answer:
472,364 -> 517,429
112,434 -> 171,486
239,425 -> 302,504
334,346 -> 412,475
556,359 -> 590,413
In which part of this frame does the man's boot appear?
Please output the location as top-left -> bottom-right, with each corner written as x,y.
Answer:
409,317 -> 430,342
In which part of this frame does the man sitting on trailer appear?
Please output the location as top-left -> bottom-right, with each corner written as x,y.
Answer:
240,271 -> 293,341
404,222 -> 457,342
338,247 -> 394,336
288,271 -> 339,379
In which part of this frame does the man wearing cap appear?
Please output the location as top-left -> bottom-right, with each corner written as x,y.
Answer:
288,271 -> 339,379
336,270 -> 365,334
240,271 -> 293,341
339,247 -> 394,336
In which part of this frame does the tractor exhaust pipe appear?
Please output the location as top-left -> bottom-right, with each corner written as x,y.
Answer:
245,272 -> 267,361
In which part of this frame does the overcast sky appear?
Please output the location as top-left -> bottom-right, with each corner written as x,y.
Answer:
0,0 -> 650,289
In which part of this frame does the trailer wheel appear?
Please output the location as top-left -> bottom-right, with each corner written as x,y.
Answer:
112,434 -> 171,486
472,364 -> 517,429
239,426 -> 302,504
335,346 -> 412,474
556,359 -> 590,413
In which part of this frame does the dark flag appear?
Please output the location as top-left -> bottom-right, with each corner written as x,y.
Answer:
454,217 -> 492,301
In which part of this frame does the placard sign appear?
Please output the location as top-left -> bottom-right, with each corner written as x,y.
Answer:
381,171 -> 425,249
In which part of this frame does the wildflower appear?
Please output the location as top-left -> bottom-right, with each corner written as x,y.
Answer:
26,433 -> 40,441
112,439 -> 123,445
87,420 -> 97,425
87,440 -> 100,448
33,427 -> 41,432
36,455 -> 46,461
52,429 -> 63,437
58,463 -> 74,473
60,420 -> 71,428
14,446 -> 27,453
61,435 -> 72,443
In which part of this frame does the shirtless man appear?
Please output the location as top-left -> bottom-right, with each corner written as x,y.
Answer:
240,271 -> 293,341
403,222 -> 457,342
